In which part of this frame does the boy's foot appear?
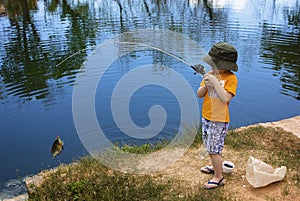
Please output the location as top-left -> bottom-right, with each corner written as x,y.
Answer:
204,177 -> 225,189
200,166 -> 214,174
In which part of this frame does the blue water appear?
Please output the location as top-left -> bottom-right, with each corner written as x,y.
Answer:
0,0 -> 299,198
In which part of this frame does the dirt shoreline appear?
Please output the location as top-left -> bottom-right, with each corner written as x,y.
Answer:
2,115 -> 300,201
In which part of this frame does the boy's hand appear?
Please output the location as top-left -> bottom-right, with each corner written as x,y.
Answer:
204,74 -> 218,87
203,73 -> 233,103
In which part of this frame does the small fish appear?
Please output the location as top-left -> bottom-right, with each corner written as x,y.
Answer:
51,136 -> 64,158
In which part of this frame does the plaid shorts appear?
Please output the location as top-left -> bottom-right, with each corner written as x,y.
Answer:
201,117 -> 229,154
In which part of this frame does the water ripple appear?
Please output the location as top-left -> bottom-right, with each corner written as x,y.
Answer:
0,179 -> 27,200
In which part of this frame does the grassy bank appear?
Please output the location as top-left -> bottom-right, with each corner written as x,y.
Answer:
27,126 -> 300,201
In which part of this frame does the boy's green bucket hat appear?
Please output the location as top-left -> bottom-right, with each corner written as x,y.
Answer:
202,42 -> 238,72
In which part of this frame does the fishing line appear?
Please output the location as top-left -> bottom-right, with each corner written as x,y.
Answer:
55,41 -> 206,76
56,46 -> 96,68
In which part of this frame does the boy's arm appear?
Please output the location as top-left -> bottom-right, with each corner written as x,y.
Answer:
197,85 -> 207,98
204,74 -> 233,103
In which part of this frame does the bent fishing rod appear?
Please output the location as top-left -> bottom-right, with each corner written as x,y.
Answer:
56,41 -> 206,76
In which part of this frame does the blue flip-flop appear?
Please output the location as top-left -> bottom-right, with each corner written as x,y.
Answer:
200,166 -> 214,174
204,177 -> 225,189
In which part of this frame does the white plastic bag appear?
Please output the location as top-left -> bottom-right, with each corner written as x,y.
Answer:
246,156 -> 287,188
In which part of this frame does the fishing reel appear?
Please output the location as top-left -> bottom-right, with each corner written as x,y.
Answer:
191,64 -> 206,76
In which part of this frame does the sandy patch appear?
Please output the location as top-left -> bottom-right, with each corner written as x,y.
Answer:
236,115 -> 300,138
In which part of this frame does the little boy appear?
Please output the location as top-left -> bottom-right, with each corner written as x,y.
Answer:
197,42 -> 238,189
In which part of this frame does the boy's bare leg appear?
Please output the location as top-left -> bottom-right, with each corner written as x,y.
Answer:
204,153 -> 223,187
204,154 -> 224,189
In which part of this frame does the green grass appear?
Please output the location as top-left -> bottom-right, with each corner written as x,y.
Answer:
226,126 -> 300,187
28,156 -> 232,201
117,139 -> 170,154
27,126 -> 300,200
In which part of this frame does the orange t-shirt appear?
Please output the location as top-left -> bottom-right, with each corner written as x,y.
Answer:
200,71 -> 237,122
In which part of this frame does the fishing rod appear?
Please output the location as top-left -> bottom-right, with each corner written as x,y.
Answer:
116,41 -> 206,76
56,41 -> 206,76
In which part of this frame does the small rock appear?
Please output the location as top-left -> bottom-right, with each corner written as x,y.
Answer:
24,175 -> 44,194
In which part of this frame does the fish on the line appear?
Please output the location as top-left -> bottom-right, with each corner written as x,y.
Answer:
51,136 -> 64,158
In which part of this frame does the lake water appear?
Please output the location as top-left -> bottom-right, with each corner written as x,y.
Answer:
0,0 -> 299,198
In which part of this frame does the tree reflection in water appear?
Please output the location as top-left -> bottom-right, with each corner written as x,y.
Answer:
0,0 -> 299,105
